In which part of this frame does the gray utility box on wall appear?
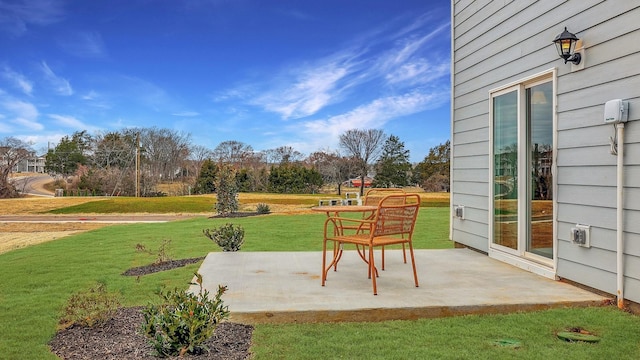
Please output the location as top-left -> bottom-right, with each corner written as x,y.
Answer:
571,224 -> 591,248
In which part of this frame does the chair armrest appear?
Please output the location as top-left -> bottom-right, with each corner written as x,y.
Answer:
324,217 -> 374,238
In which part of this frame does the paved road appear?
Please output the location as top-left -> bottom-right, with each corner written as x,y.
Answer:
10,174 -> 55,197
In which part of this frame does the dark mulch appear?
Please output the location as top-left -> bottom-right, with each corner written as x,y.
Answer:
49,307 -> 253,360
52,235 -> 256,359
209,212 -> 261,219
122,257 -> 206,277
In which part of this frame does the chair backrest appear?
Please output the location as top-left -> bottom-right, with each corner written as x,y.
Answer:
372,194 -> 420,238
363,188 -> 406,206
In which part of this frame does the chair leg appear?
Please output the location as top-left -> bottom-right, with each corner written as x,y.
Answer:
381,246 -> 385,270
408,243 -> 419,288
333,241 -> 341,272
370,246 -> 377,295
367,246 -> 372,279
402,243 -> 407,264
321,239 -> 328,286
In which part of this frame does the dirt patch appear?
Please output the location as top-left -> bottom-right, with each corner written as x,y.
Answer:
0,222 -> 114,255
0,197 -> 106,215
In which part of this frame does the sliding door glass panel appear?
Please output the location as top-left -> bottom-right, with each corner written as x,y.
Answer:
527,82 -> 553,259
493,90 -> 518,250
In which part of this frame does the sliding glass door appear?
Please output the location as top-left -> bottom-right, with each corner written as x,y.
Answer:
491,75 -> 554,264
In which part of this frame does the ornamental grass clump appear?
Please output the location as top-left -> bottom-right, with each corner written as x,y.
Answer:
256,203 -> 271,214
58,282 -> 121,329
141,273 -> 229,357
203,223 -> 245,251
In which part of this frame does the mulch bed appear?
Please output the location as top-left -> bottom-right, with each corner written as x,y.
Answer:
209,212 -> 261,219
51,257 -> 253,359
122,257 -> 206,277
49,307 -> 253,359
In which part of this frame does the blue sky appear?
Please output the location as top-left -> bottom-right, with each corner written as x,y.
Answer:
0,0 -> 451,162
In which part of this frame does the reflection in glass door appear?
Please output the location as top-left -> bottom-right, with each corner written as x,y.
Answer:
492,90 -> 518,251
527,82 -> 553,259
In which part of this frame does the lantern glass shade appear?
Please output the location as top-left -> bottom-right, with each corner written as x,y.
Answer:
553,27 -> 579,61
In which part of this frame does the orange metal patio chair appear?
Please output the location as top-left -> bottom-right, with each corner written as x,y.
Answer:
321,193 -> 420,295
362,188 -> 408,269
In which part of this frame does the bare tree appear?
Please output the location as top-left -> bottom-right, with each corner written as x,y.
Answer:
339,129 -> 386,195
0,137 -> 34,198
92,131 -> 136,170
264,146 -> 304,165
306,149 -> 358,195
140,127 -> 191,182
188,144 -> 213,181
213,140 -> 253,168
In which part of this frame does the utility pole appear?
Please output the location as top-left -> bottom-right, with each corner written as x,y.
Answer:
135,133 -> 140,197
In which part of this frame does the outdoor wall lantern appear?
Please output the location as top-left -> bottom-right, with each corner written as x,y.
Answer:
553,27 -> 581,65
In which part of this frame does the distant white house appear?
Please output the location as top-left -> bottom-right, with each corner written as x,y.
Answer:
14,154 -> 46,173
1,150 -> 46,174
451,1 -> 639,307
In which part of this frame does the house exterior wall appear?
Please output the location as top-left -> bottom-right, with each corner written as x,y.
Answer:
14,156 -> 46,173
451,0 -> 640,302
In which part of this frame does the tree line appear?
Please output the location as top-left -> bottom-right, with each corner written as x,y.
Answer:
0,128 -> 449,198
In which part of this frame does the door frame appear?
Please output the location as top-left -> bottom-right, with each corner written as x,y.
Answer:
487,68 -> 558,279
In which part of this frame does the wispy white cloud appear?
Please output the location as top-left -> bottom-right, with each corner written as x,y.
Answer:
0,0 -> 65,36
3,99 -> 38,119
1,98 -> 43,131
385,59 -> 449,86
212,84 -> 256,102
82,90 -> 99,101
0,113 -> 10,132
172,111 -> 200,117
224,12 -> 449,123
13,116 -> 44,131
21,133 -> 60,153
292,88 -> 449,154
374,22 -> 450,87
48,114 -> 100,131
40,61 -> 73,96
57,31 -> 107,58
252,61 -> 351,119
81,90 -> 111,109
1,64 -> 33,95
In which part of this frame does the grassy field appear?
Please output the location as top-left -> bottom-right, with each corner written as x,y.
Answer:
42,191 -> 450,214
0,193 -> 639,359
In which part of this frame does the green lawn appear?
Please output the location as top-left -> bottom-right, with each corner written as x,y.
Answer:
252,307 -> 640,359
0,199 -> 638,359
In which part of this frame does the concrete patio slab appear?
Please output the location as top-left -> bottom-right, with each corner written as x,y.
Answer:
193,248 -> 607,324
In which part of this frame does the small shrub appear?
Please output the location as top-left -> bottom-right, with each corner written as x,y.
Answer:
59,282 -> 121,329
135,239 -> 173,265
141,273 -> 229,357
143,191 -> 168,197
256,203 -> 271,214
203,223 -> 245,251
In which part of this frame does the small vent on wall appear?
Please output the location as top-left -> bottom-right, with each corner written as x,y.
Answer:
454,205 -> 465,220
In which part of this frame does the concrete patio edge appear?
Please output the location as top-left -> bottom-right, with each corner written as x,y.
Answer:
229,301 -> 606,324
